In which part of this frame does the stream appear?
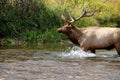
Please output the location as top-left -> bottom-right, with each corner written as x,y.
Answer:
0,46 -> 120,80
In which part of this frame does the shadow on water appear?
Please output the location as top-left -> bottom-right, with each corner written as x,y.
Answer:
0,46 -> 120,80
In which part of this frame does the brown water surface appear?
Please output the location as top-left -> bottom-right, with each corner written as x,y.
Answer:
0,46 -> 120,80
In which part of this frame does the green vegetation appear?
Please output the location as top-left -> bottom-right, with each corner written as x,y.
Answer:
0,0 -> 120,45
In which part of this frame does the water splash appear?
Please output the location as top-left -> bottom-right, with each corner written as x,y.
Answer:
59,46 -> 96,58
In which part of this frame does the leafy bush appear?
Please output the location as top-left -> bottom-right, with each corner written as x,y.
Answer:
1,0 -> 120,43
0,0 -> 61,39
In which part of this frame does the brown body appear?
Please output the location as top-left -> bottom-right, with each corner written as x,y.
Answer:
58,9 -> 120,55
58,25 -> 120,54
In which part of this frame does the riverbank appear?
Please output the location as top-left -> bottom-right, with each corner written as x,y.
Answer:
0,38 -> 73,51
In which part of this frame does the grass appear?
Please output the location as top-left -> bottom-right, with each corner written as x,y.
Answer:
21,27 -> 67,43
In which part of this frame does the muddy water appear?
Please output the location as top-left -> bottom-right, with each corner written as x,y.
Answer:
0,46 -> 120,80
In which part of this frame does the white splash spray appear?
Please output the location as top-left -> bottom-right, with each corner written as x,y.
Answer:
59,46 -> 96,58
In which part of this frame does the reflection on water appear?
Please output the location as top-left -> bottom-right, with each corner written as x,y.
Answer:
0,46 -> 120,80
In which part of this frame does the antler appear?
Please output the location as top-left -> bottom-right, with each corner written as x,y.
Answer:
61,14 -> 70,23
69,8 -> 96,23
61,8 -> 96,23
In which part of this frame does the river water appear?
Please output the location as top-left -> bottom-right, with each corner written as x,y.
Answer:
0,46 -> 120,80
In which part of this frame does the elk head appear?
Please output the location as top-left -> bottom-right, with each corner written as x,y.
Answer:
58,8 -> 96,34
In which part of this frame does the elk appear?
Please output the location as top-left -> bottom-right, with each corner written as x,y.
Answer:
58,8 -> 120,55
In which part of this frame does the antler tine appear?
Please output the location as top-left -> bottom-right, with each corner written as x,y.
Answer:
61,13 -> 76,23
75,8 -> 96,21
84,9 -> 96,17
61,8 -> 95,23
69,13 -> 76,23
68,10 -> 86,23
61,14 -> 70,23
61,14 -> 66,21
73,8 -> 87,21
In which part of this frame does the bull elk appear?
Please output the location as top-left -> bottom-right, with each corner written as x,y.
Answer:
58,8 -> 120,55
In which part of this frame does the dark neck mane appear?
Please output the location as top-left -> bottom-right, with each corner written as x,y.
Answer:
66,27 -> 83,45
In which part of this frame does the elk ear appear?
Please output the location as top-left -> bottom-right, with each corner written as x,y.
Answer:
68,23 -> 75,29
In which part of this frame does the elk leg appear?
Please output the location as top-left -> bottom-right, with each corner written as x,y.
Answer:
81,47 -> 88,52
90,49 -> 96,53
115,43 -> 120,55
